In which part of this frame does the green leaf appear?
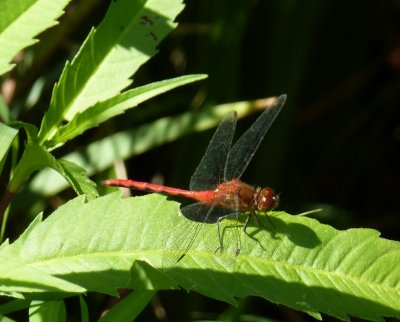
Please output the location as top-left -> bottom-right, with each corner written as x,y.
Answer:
8,136 -> 57,193
0,95 -> 11,122
0,299 -> 30,316
8,125 -> 97,198
0,231 -> 85,296
0,315 -> 17,322
78,296 -> 89,322
30,97 -> 278,196
0,0 -> 71,76
56,159 -> 98,200
46,74 -> 207,149
1,193 -> 399,320
0,123 -> 18,174
29,300 -> 66,322
98,290 -> 155,322
38,0 -> 184,143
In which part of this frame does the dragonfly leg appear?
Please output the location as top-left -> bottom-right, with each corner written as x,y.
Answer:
252,212 -> 264,227
217,219 -> 223,252
243,210 -> 270,250
243,213 -> 253,233
243,209 -> 265,235
242,213 -> 262,244
264,212 -> 276,228
215,212 -> 241,253
244,210 -> 275,234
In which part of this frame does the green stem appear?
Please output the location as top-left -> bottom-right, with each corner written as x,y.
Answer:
0,190 -> 15,242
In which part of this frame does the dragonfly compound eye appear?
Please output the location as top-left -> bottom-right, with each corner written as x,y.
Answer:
257,187 -> 279,212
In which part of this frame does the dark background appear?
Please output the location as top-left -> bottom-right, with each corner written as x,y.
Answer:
144,0 -> 400,238
3,0 -> 400,321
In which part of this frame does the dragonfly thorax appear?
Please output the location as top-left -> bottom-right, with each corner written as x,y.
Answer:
213,179 -> 278,213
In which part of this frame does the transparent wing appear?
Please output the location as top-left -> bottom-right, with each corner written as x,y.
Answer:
181,203 -> 238,223
224,94 -> 286,181
189,111 -> 237,191
162,203 -> 240,266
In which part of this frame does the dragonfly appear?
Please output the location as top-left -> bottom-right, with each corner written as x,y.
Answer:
102,94 -> 286,260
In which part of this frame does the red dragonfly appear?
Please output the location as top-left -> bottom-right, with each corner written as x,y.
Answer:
103,94 -> 286,258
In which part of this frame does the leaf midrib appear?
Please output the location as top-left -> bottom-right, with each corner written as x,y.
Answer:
25,248 -> 397,297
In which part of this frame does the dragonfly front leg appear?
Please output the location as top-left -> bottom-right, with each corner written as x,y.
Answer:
243,210 -> 275,236
242,210 -> 273,250
242,211 -> 263,244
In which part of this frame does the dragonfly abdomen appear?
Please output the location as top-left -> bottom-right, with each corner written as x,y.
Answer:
102,179 -> 216,202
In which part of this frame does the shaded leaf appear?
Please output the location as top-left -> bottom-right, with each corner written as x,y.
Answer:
29,300 -> 66,322
0,299 -> 31,316
79,295 -> 89,322
98,290 -> 155,322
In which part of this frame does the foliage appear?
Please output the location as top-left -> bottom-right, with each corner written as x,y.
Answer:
1,193 -> 400,321
0,0 -> 399,321
0,0 -> 70,75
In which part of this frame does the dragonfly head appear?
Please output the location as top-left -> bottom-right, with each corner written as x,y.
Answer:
257,187 -> 279,212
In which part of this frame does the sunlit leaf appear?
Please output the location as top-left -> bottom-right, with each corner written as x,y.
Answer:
46,74 -> 207,149
0,0 -> 71,75
0,214 -> 85,297
56,159 -> 98,200
30,97 -> 279,196
8,124 -> 96,198
0,123 -> 18,174
1,193 -> 399,321
38,0 -> 184,143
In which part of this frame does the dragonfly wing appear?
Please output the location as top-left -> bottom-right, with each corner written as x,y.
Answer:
189,111 -> 237,191
181,203 -> 238,224
224,94 -> 286,181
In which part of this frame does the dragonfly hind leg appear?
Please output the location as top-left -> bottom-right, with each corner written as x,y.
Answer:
214,210 -> 275,255
215,211 -> 241,253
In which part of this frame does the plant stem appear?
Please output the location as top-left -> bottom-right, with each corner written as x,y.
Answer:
0,190 -> 15,240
